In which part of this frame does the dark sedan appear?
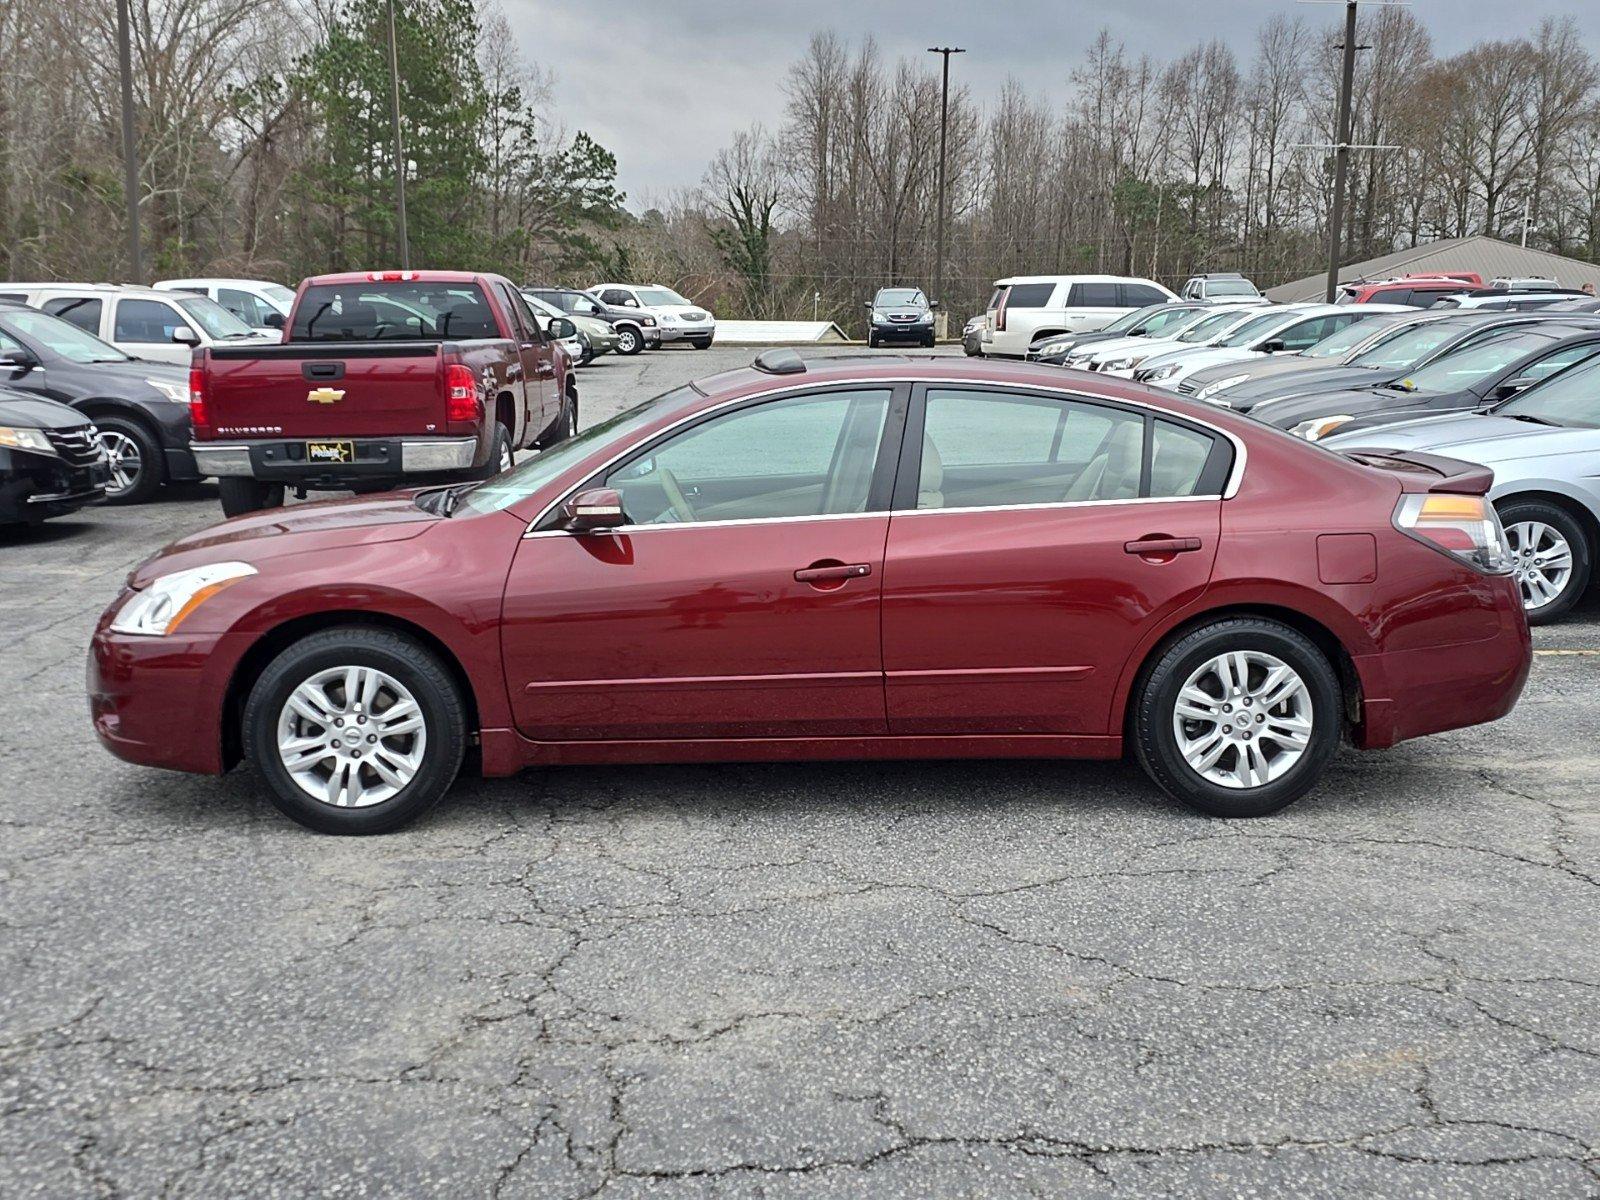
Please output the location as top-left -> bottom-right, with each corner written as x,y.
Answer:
1251,325 -> 1600,442
0,389 -> 108,523
0,302 -> 197,503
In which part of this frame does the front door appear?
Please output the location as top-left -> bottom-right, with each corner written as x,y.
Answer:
882,385 -> 1227,735
496,283 -> 550,438
500,386 -> 902,741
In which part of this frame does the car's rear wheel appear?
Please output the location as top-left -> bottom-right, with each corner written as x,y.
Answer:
243,627 -> 467,834
218,477 -> 285,517
1497,499 -> 1590,623
1132,618 -> 1341,818
614,326 -> 642,355
690,337 -> 712,350
94,416 -> 163,505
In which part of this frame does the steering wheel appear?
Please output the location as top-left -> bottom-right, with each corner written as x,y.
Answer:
655,467 -> 697,523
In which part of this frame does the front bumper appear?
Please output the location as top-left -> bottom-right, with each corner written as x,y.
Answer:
872,322 -> 935,342
192,435 -> 481,487
0,446 -> 109,522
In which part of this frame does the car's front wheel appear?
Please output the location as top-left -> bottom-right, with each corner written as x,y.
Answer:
94,415 -> 163,505
1132,617 -> 1341,817
243,627 -> 467,834
614,326 -> 642,355
1498,499 -> 1590,623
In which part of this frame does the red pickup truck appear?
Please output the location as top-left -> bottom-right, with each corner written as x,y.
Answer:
190,270 -> 578,515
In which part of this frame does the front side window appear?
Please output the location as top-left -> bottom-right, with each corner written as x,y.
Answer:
42,296 -> 103,335
2,310 -> 127,363
1505,343 -> 1600,387
606,390 -> 891,525
219,288 -> 275,327
917,389 -> 1147,508
1303,316 -> 1401,360
174,295 -> 255,338
1350,321 -> 1463,369
1273,315 -> 1348,352
1496,355 -> 1600,427
114,299 -> 191,343
599,288 -> 636,307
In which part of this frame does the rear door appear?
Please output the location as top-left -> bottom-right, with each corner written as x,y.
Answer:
882,384 -> 1229,735
1065,281 -> 1123,332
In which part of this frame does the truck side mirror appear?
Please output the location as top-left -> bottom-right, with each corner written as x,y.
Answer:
264,312 -> 285,329
550,317 -> 576,340
563,488 -> 626,533
171,327 -> 201,346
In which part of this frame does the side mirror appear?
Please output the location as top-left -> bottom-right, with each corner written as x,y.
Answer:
863,301 -> 873,309
0,351 -> 36,372
550,317 -> 576,340
264,312 -> 285,329
171,326 -> 201,346
563,487 -> 626,533
621,298 -> 638,308
1492,379 -> 1532,400
1260,338 -> 1286,353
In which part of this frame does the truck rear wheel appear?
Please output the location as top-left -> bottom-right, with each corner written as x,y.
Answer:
219,477 -> 286,518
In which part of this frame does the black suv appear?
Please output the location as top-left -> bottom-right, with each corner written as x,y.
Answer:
866,287 -> 937,348
0,301 -> 198,503
525,286 -> 660,355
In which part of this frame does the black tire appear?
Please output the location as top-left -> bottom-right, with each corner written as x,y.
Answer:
94,415 -> 163,505
540,390 -> 577,447
690,337 -> 712,350
478,422 -> 513,479
1131,617 -> 1342,818
243,627 -> 467,835
614,326 -> 643,355
923,333 -> 936,348
867,332 -> 879,349
1496,498 -> 1592,624
218,477 -> 286,517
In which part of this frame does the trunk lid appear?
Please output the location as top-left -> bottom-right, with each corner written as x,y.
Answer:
201,343 -> 450,439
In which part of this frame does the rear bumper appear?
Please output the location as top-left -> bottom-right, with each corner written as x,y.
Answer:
193,436 -> 480,485
1353,577 -> 1532,750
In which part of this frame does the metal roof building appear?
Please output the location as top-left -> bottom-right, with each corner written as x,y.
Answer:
1266,235 -> 1600,301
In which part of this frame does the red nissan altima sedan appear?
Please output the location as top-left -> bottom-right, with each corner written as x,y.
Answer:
89,352 -> 1531,834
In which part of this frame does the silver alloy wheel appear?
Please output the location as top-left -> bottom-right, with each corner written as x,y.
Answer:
498,436 -> 514,473
616,328 -> 639,353
1505,520 -> 1573,612
98,429 -> 141,496
276,666 -> 427,808
1172,650 -> 1314,789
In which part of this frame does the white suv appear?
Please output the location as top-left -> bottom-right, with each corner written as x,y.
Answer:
980,275 -> 1176,357
154,277 -> 296,332
589,283 -> 715,349
0,283 -> 277,365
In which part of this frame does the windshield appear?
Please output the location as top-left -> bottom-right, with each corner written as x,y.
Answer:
175,295 -> 255,338
875,289 -> 926,307
1178,311 -> 1246,343
291,282 -> 500,341
262,284 -> 296,308
1496,355 -> 1600,427
522,291 -> 562,319
1104,304 -> 1169,333
1205,280 -> 1259,297
459,387 -> 699,515
1217,312 -> 1291,348
0,309 -> 129,363
636,287 -> 691,307
1399,333 -> 1554,394
1347,320 -> 1466,370
1303,316 -> 1399,360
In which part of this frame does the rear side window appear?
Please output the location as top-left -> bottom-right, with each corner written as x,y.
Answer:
1068,283 -> 1119,307
290,282 -> 500,341
42,296 -> 102,334
1003,283 -> 1056,308
1121,284 -> 1169,306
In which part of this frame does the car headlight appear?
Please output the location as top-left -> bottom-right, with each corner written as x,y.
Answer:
0,425 -> 55,454
1103,357 -> 1132,371
109,562 -> 256,636
639,316 -> 656,327
1197,373 -> 1250,401
872,312 -> 890,325
1144,363 -> 1183,381
1291,415 -> 1354,441
145,377 -> 190,404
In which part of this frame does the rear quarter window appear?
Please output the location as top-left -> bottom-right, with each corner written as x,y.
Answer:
1003,283 -> 1057,308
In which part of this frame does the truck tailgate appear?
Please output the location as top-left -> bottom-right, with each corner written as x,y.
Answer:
203,344 -> 449,439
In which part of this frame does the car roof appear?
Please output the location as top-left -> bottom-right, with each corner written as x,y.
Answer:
994,274 -> 1158,286
15,283 -> 175,300
305,271 -> 495,285
155,277 -> 285,288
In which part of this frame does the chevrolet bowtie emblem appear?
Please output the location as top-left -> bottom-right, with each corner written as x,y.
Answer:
306,387 -> 345,405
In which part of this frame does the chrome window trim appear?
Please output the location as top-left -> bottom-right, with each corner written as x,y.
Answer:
522,374 -> 1248,536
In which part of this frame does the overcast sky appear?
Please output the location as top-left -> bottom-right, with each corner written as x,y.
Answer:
504,0 -> 1600,209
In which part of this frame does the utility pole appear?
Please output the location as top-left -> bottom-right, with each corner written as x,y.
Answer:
1520,196 -> 1532,248
1324,0 -> 1358,303
386,0 -> 411,268
115,0 -> 142,284
928,46 -> 964,333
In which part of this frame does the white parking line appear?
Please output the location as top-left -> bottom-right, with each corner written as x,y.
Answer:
1534,649 -> 1600,656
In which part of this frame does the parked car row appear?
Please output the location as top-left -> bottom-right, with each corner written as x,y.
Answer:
0,273 -> 720,525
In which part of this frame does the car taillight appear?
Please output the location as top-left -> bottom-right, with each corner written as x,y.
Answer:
1394,494 -> 1511,574
995,288 -> 1009,331
444,363 -> 479,423
368,270 -> 417,282
188,367 -> 208,432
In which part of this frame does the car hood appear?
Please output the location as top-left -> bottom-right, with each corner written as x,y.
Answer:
1325,413 -> 1600,463
1226,364 -> 1392,406
57,357 -> 188,391
0,391 -> 93,428
129,492 -> 442,586
1248,384 -> 1414,427
1084,335 -> 1180,361
653,304 -> 714,320
1166,347 -> 1257,373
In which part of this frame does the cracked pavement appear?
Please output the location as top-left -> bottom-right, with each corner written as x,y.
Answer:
3,344 -> 1598,1197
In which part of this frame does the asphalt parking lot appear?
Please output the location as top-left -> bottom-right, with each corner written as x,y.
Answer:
3,342 -> 1599,1197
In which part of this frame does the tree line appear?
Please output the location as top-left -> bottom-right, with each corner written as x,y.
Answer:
1,3 -> 1597,331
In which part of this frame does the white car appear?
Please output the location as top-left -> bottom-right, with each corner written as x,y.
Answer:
1064,306 -> 1247,373
1072,305 -> 1268,376
0,283 -> 278,365
154,277 -> 295,333
1134,305 -> 1410,391
589,282 -> 715,348
980,275 -> 1177,357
